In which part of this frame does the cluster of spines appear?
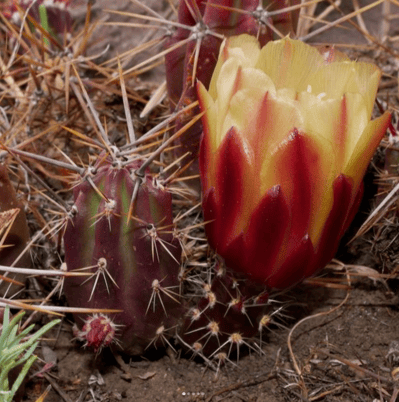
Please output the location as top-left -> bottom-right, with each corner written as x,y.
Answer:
175,258 -> 283,365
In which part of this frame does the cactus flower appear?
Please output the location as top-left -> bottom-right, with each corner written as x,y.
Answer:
164,0 -> 300,181
198,34 -> 391,289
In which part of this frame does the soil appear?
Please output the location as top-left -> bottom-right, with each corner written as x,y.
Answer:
32,283 -> 399,402
3,1 -> 399,401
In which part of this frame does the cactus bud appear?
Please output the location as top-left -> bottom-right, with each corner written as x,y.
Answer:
198,34 -> 391,289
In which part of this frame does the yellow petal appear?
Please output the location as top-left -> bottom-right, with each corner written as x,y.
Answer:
341,92 -> 369,167
214,57 -> 243,136
255,37 -> 324,92
209,34 -> 260,99
258,95 -> 303,195
307,61 -> 381,117
197,81 -> 218,153
344,111 -> 391,188
220,67 -> 276,147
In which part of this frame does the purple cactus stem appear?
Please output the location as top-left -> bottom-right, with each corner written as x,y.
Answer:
63,153 -> 183,355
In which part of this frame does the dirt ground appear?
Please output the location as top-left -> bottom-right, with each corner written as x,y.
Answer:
4,1 -> 399,401
33,282 -> 399,402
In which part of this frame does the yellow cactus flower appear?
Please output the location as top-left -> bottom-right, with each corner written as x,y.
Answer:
198,34 -> 391,289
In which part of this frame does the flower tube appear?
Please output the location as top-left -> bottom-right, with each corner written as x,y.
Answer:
198,34 -> 390,289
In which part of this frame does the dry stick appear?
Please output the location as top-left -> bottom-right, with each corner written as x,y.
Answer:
140,80 -> 167,118
110,11 -> 226,80
316,350 -> 391,383
352,0 -> 372,43
380,0 -> 391,41
302,0 -> 341,36
287,268 -> 352,397
118,36 -> 191,80
0,298 -> 122,315
390,387 -> 399,402
42,373 -> 74,402
204,371 -> 276,402
7,0 -> 38,69
0,54 -> 25,103
0,265 -> 90,277
353,181 -> 399,240
117,58 -> 136,144
101,38 -> 162,67
207,0 -> 322,21
106,8 -> 200,32
326,0 -> 396,56
73,0 -> 94,58
130,0 -> 171,23
131,111 -> 204,175
119,101 -> 198,152
2,148 -> 82,214
70,67 -> 109,146
121,0 -> 175,71
299,0 -> 384,41
4,146 -> 85,175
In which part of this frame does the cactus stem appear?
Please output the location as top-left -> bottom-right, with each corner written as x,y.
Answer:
76,258 -> 119,301
146,278 -> 180,316
205,1 -> 301,39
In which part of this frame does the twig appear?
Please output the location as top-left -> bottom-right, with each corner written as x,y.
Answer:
42,373 -> 74,402
287,267 -> 352,397
205,371 -> 275,402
